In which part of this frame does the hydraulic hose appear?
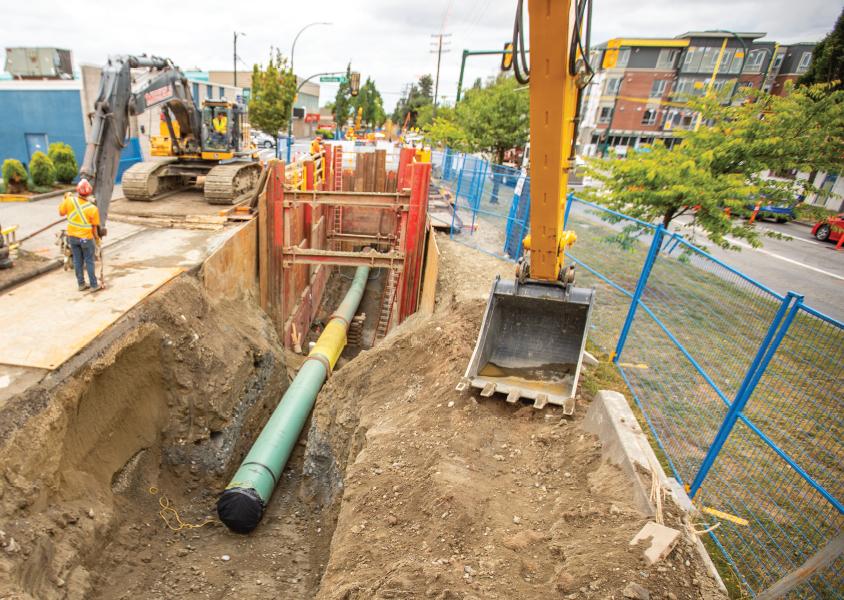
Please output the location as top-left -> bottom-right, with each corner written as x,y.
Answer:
217,266 -> 371,533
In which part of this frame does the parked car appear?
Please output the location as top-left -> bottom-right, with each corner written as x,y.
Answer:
744,200 -> 796,223
811,214 -> 844,243
251,131 -> 276,149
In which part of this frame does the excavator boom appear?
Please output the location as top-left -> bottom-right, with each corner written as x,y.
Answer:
80,55 -> 202,229
464,0 -> 595,413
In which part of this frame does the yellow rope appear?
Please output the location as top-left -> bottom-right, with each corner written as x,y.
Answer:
148,486 -> 218,531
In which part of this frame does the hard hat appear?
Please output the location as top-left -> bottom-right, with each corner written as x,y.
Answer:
77,179 -> 93,197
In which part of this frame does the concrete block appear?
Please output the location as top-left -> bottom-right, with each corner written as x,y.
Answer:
630,521 -> 681,565
583,390 -> 668,515
582,350 -> 599,367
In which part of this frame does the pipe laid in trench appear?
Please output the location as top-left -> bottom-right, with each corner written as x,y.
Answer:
217,265 -> 371,533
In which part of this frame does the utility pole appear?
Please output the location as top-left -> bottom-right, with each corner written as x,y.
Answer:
233,31 -> 246,88
430,33 -> 451,117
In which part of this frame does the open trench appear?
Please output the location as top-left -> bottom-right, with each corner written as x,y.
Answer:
0,234 -> 726,600
0,254 -> 389,599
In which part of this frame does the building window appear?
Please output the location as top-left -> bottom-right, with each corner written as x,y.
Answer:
604,78 -> 622,96
673,77 -> 695,97
797,51 -> 812,73
616,48 -> 631,68
598,106 -> 613,123
682,47 -> 703,72
641,109 -> 657,125
218,86 -> 225,99
192,83 -> 200,108
701,47 -> 721,72
743,49 -> 766,73
650,79 -> 667,97
656,49 -> 678,70
772,51 -> 785,70
719,49 -> 735,72
712,79 -> 727,94
206,85 -> 212,99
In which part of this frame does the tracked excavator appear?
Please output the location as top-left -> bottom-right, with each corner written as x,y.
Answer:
464,0 -> 596,414
80,55 -> 260,230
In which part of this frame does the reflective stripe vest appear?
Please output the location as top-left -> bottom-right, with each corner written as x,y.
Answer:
213,115 -> 228,133
68,196 -> 92,230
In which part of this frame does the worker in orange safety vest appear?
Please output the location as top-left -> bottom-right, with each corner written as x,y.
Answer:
58,179 -> 102,292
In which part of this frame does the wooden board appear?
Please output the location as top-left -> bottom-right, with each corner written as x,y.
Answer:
419,225 -> 439,314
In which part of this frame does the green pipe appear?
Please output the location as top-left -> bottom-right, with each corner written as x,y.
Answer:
217,265 -> 371,533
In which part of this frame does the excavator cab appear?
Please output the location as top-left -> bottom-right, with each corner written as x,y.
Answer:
462,0 -> 596,415
201,101 -> 236,155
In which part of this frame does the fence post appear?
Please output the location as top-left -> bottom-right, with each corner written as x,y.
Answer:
563,193 -> 575,229
688,291 -> 802,497
613,224 -> 665,362
451,155 -> 465,240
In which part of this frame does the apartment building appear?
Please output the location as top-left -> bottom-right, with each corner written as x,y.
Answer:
579,32 -> 816,157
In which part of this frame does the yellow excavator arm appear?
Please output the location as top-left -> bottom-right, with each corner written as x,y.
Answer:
463,0 -> 596,412
524,0 -> 581,281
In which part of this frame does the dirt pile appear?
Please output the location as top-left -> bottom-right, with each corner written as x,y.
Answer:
0,273 -> 287,599
304,236 -> 725,599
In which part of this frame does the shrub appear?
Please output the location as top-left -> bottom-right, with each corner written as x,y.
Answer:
315,128 -> 335,139
48,142 -> 78,184
29,151 -> 56,187
2,159 -> 27,193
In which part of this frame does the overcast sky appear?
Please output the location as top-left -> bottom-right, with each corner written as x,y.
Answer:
2,0 -> 839,111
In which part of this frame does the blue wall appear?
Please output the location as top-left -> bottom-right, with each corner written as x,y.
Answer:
0,89 -> 86,169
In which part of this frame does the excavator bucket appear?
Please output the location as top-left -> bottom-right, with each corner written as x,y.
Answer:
464,277 -> 594,414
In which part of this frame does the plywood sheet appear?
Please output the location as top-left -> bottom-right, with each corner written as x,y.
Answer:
0,265 -> 183,369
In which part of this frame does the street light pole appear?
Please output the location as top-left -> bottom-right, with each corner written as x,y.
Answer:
286,22 -> 333,161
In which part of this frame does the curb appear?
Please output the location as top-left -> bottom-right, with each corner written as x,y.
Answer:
584,389 -> 727,594
29,187 -> 75,202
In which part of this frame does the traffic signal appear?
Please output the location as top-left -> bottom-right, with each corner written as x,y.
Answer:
501,42 -> 514,71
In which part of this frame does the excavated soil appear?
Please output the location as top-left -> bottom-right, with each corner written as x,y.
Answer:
304,237 -> 725,600
0,234 -> 726,600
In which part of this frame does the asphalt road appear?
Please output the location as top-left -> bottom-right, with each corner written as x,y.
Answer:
702,219 -> 843,320
569,200 -> 843,321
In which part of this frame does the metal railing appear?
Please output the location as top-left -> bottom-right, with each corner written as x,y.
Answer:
434,150 -> 844,599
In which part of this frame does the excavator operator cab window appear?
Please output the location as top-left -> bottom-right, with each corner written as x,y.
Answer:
203,106 -> 231,151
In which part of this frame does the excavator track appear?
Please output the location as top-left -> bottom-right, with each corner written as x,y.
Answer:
204,162 -> 262,205
121,159 -> 184,201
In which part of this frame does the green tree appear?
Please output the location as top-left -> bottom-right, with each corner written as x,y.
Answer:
332,64 -> 355,127
583,84 -> 844,249
48,142 -> 78,184
248,50 -> 297,135
351,77 -> 386,128
425,75 -> 529,164
391,74 -> 435,126
799,8 -> 844,90
29,151 -> 56,188
2,159 -> 27,193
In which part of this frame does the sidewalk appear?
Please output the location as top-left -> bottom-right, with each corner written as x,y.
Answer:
0,223 -> 242,401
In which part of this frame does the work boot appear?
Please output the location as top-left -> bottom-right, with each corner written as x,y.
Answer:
90,284 -> 104,293
78,283 -> 90,291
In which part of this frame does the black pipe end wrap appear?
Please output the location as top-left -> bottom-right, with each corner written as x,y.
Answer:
217,487 -> 265,534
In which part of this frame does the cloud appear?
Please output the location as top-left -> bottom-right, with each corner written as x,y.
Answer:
1,0 -> 838,112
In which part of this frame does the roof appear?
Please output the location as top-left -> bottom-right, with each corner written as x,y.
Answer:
677,31 -> 766,40
596,37 -> 689,49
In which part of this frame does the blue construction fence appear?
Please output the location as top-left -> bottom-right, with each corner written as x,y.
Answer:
431,149 -> 843,599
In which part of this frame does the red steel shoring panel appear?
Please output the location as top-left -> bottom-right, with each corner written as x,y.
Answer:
323,145 -> 333,191
396,148 -> 415,191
